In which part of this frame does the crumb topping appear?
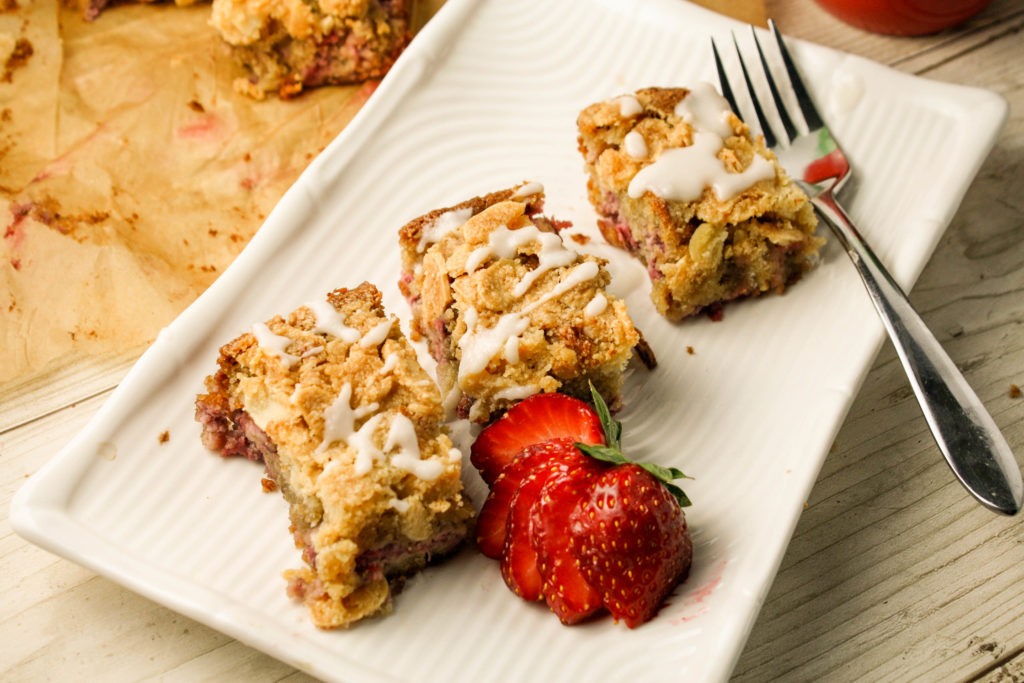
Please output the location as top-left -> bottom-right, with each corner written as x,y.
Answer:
577,85 -> 823,320
199,283 -> 473,628
411,190 -> 639,421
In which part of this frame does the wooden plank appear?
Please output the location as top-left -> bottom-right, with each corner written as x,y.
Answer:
977,649 -> 1024,683
4,3 -> 1022,682
0,391 -> 313,682
732,17 -> 1024,682
0,347 -> 140,434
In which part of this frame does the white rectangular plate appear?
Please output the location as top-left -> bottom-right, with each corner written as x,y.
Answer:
11,0 -> 1007,680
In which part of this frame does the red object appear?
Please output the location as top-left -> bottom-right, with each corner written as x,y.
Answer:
569,465 -> 693,628
814,0 -> 993,35
803,149 -> 850,185
470,393 -> 605,485
476,441 -> 578,559
500,462 -> 563,601
531,463 -> 605,624
470,391 -> 694,627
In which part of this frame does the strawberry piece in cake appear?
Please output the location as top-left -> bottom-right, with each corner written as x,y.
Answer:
194,282 -> 473,628
577,84 -> 823,320
398,183 -> 647,424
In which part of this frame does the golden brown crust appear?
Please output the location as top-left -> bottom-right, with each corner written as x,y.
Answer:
210,0 -> 412,98
399,184 -> 640,423
196,282 -> 473,628
578,87 -> 823,320
397,184 -> 546,336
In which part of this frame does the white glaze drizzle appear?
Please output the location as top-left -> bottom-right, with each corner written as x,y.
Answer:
464,223 -> 539,273
616,94 -> 642,117
584,292 -> 608,318
317,385 -> 443,482
442,385 -> 462,421
380,352 -> 399,374
316,382 -> 379,454
388,497 -> 411,513
624,130 -> 648,158
359,318 -> 393,348
308,299 -> 360,343
350,413 -> 386,475
511,231 -> 577,297
416,207 -> 474,253
512,181 -> 543,198
458,308 -> 531,379
464,222 -> 577,298
503,335 -> 520,364
675,81 -> 734,138
626,81 -> 775,202
457,261 -> 600,382
252,323 -> 300,367
385,414 -> 444,481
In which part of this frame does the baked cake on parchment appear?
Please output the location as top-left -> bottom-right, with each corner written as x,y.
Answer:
209,0 -> 412,99
577,84 -> 823,320
194,282 -> 473,628
398,183 -> 646,424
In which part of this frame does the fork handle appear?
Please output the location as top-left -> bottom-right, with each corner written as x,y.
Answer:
812,192 -> 1022,515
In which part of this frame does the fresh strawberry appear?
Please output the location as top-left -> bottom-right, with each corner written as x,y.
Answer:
472,385 -> 693,628
569,464 -> 692,628
477,444 -> 565,559
471,392 -> 605,485
531,462 -> 605,624
497,440 -> 583,601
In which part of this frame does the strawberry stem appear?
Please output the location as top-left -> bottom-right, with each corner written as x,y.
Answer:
575,384 -> 692,508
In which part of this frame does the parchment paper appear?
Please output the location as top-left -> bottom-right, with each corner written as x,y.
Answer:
0,0 -> 760,385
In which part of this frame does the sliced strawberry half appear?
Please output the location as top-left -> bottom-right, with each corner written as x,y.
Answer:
532,461 -> 606,624
476,445 -> 560,559
498,439 -> 581,601
471,393 -> 605,485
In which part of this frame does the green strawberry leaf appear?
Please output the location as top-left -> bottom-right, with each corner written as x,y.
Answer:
579,382 -> 694,509
661,481 -> 693,509
589,382 -> 621,451
817,127 -> 837,156
638,462 -> 692,484
575,443 -> 628,465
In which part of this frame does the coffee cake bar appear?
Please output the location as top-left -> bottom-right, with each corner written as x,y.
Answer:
398,183 -> 644,424
195,282 -> 473,628
577,84 -> 823,320
209,0 -> 412,99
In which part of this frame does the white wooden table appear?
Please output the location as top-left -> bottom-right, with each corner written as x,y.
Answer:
3,1 -> 1023,680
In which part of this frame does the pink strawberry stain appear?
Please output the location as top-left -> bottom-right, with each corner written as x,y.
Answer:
5,202 -> 30,270
669,559 -> 727,625
176,113 -> 222,143
32,124 -> 105,183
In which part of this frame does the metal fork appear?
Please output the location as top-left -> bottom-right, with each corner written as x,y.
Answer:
713,21 -> 1022,515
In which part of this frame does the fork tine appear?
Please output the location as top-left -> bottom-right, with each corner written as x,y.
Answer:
750,26 -> 798,143
711,38 -> 741,119
768,19 -> 824,132
729,32 -> 777,149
